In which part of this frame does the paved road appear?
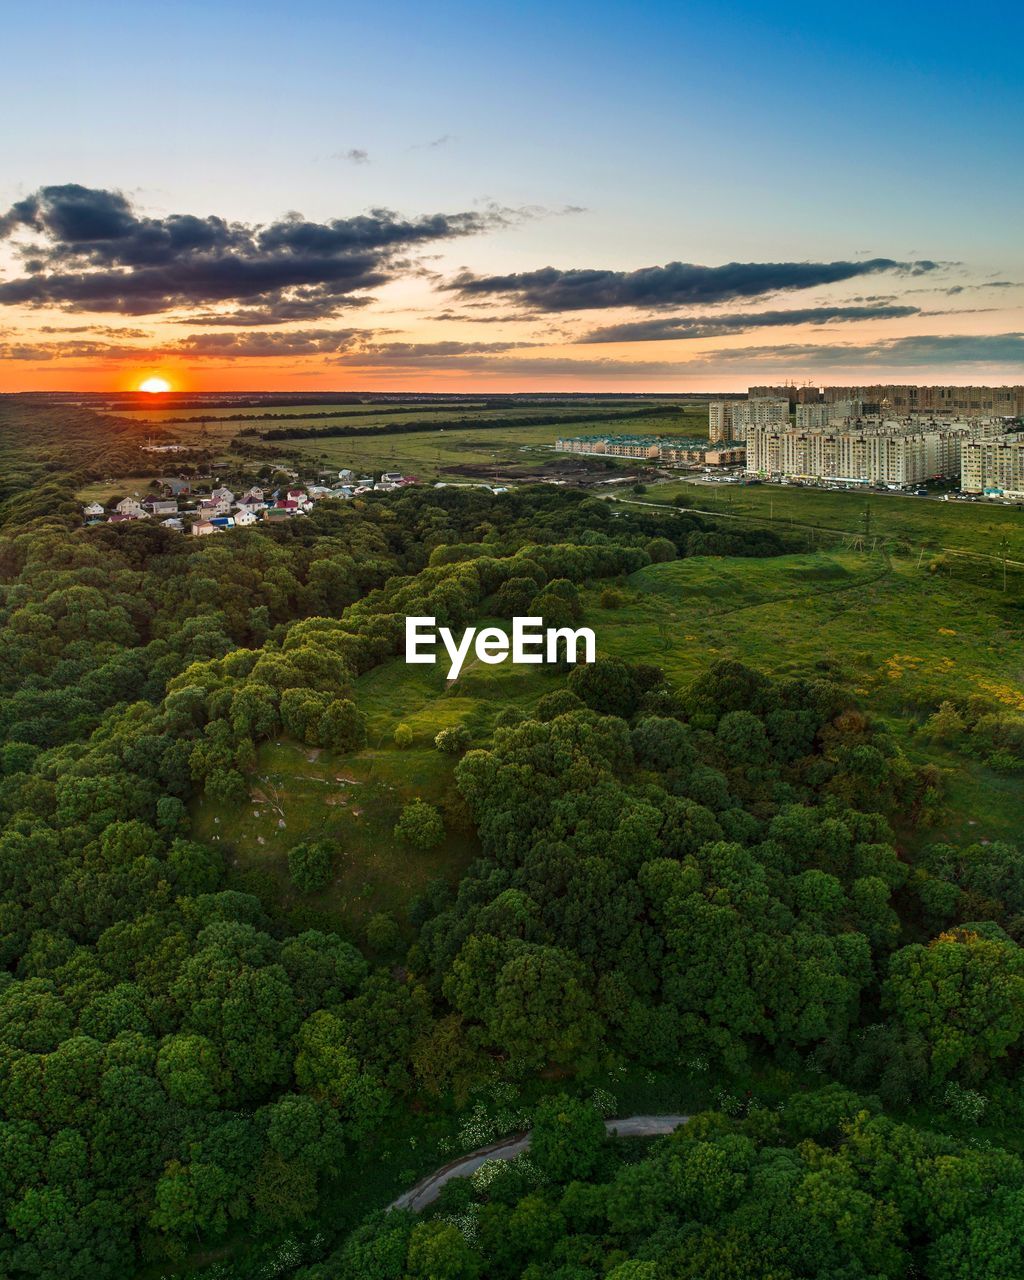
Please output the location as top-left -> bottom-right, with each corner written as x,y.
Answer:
389,1114 -> 689,1213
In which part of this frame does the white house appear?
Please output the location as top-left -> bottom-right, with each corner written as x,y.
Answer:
211,486 -> 236,505
338,469 -> 355,482
235,509 -> 259,527
199,496 -> 231,516
240,487 -> 265,504
83,502 -> 104,518
145,498 -> 178,516
115,497 -> 149,519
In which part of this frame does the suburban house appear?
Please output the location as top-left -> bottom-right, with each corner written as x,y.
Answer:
160,478 -> 193,496
211,486 -> 236,505
144,498 -> 178,517
199,496 -> 231,517
191,520 -> 219,537
234,509 -> 258,527
83,502 -> 105,519
115,497 -> 149,519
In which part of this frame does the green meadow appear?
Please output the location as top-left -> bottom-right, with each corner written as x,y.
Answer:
648,476 -> 1024,561
196,547 -> 1024,932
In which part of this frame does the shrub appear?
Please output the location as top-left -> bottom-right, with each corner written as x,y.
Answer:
435,726 -> 471,755
395,800 -> 444,850
394,723 -> 414,748
288,840 -> 334,893
365,912 -> 401,954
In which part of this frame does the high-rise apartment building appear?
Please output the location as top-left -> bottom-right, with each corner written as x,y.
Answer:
821,384 -> 1024,418
730,396 -> 790,441
961,437 -> 1024,494
746,421 -> 969,486
708,400 -> 735,443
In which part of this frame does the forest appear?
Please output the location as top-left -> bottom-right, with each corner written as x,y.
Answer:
0,404 -> 1023,1279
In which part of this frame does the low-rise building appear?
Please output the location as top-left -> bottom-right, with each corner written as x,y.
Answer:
115,497 -> 149,519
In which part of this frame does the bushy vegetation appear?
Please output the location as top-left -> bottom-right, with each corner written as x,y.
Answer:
0,407 -> 1021,1280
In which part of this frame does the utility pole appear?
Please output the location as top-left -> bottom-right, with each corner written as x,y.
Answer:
1000,536 -> 1009,592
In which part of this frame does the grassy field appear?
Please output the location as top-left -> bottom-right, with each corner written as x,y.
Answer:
192,737 -> 479,937
195,547 -> 1023,936
648,476 -> 1024,560
104,398 -> 709,484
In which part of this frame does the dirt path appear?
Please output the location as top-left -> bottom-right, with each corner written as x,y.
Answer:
388,1113 -> 690,1213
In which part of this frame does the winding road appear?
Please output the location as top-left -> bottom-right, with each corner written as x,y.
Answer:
388,1114 -> 690,1213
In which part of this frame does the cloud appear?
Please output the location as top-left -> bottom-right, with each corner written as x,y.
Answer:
577,304 -> 922,343
690,332 -> 1024,368
409,134 -> 455,151
0,183 -> 510,317
450,258 -> 939,312
337,148 -> 370,164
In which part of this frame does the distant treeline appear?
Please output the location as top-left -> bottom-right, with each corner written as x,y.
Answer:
247,404 -> 682,442
142,403 -> 492,425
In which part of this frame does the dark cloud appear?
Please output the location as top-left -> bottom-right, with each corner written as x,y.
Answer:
577,304 -> 921,343
691,333 -> 1024,368
0,183 -> 509,317
178,292 -> 376,326
450,258 -> 939,312
335,339 -> 538,365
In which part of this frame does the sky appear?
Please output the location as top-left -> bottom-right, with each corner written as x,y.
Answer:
1,0 -> 1022,393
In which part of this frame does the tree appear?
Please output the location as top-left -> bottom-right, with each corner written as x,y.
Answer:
884,929 -> 1024,1084
394,723 -> 414,749
530,1094 -> 606,1182
288,841 -> 334,893
394,801 -> 444,851
435,726 -> 471,755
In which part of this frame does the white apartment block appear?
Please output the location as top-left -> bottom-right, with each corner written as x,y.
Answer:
795,400 -> 862,429
961,437 -> 1024,494
729,397 -> 790,441
747,423 -> 968,486
708,400 -> 734,442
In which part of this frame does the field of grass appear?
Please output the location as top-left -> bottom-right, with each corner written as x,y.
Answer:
648,476 -> 1024,560
191,737 -> 479,937
105,398 -> 709,483
196,547 -> 1022,934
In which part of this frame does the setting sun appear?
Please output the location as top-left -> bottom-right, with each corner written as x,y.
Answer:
138,376 -> 171,394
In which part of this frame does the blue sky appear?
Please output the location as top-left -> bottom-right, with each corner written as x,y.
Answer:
0,0 -> 1021,389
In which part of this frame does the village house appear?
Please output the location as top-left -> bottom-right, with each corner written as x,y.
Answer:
115,497 -> 149,519
191,520 -> 219,536
83,502 -> 105,519
211,486 -> 236,505
144,498 -> 179,517
198,496 -> 231,517
234,509 -> 259,527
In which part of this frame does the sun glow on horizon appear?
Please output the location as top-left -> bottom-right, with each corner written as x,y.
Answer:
138,376 -> 172,394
